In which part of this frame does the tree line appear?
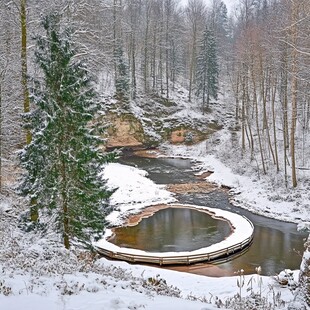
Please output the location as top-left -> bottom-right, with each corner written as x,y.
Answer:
229,0 -> 310,189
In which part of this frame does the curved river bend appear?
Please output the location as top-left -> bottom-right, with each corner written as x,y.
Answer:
119,155 -> 307,277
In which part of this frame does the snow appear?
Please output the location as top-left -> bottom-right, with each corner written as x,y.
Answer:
0,254 -> 300,310
299,236 -> 310,275
101,163 -> 176,225
0,199 -> 12,212
1,156 -> 306,309
298,222 -> 310,232
0,270 -> 211,310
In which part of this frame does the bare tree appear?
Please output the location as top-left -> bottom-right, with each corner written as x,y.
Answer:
185,0 -> 206,102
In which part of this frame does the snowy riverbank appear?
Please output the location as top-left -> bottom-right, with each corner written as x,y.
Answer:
0,146 -> 308,309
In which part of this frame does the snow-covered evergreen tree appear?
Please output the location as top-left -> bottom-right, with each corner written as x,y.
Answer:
114,43 -> 130,102
195,25 -> 219,113
19,13 -> 113,249
211,0 -> 229,38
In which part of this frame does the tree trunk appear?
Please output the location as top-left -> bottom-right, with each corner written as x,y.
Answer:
241,71 -> 247,154
171,40 -> 176,91
271,75 -> 279,172
144,3 -> 150,93
21,0 -> 31,145
202,71 -> 206,114
129,0 -> 137,100
113,0 -> 117,78
21,0 -> 38,220
188,26 -> 197,102
165,1 -> 170,99
151,23 -> 157,91
235,72 -> 240,123
159,43 -> 163,95
246,115 -> 254,160
280,42 -> 289,187
131,40 -> 136,100
61,145 -> 69,249
290,1 -> 298,188
0,75 -> 2,192
252,72 -> 266,174
261,66 -> 276,167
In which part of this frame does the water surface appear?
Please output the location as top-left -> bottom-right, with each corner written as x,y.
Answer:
178,191 -> 307,276
110,207 -> 231,252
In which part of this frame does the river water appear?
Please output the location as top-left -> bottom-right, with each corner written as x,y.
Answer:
119,155 -> 308,277
110,207 -> 232,252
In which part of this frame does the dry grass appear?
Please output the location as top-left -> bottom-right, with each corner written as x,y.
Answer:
166,182 -> 217,194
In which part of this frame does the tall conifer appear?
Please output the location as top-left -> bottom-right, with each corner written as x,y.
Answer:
195,25 -> 219,113
19,13 -> 113,249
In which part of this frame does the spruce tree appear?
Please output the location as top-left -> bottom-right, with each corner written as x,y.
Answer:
195,25 -> 219,113
114,42 -> 130,102
19,13 -> 113,249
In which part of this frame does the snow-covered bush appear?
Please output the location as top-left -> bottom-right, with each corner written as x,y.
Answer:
142,274 -> 181,298
208,268 -> 288,310
0,280 -> 12,296
297,235 -> 310,306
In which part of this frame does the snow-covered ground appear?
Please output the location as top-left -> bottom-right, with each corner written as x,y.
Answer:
0,257 -> 299,310
1,151 -> 308,309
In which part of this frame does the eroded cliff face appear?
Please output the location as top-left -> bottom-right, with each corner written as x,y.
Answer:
105,113 -> 145,149
103,104 -> 222,149
104,115 -> 217,149
167,123 -> 221,145
169,128 -> 204,144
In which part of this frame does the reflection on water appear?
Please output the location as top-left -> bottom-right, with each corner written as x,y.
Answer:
110,207 -> 231,252
119,155 -> 308,276
178,191 -> 308,276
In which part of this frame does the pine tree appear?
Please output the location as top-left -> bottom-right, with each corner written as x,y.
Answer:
19,13 -> 114,249
195,25 -> 219,113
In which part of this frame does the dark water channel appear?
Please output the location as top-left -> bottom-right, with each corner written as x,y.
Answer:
119,155 -> 308,276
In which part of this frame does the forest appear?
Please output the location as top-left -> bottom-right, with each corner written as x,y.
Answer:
0,0 -> 310,189
0,0 -> 310,309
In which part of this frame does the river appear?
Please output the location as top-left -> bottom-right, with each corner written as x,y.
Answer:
118,155 -> 307,277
